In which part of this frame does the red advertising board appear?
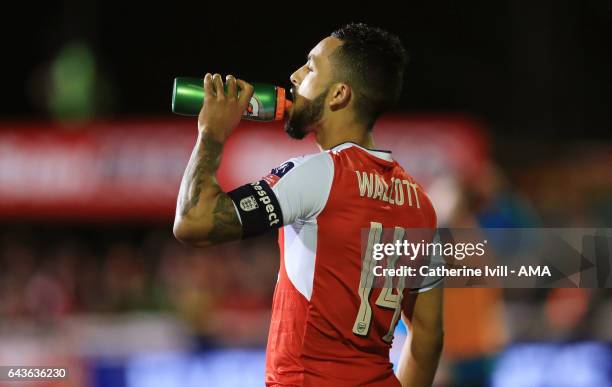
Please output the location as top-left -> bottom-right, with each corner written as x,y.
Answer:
0,115 -> 488,221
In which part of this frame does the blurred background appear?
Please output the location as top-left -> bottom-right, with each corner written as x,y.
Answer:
1,1 -> 611,386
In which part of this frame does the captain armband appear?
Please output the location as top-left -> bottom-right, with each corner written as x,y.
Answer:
227,180 -> 284,238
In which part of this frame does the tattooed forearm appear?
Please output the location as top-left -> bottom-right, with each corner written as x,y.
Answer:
174,130 -> 242,245
207,194 -> 243,241
178,132 -> 223,216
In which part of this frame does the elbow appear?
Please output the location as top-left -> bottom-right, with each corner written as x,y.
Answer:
172,221 -> 190,244
173,216 -> 211,246
173,220 -> 196,244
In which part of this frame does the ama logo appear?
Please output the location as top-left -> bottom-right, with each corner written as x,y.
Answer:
243,96 -> 263,118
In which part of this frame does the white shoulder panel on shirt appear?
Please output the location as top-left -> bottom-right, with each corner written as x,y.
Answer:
270,151 -> 334,226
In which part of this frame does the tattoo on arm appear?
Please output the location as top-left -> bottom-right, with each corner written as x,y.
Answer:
176,131 -> 242,242
207,193 -> 242,241
179,133 -> 223,216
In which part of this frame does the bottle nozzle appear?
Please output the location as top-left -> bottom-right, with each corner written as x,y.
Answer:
274,87 -> 292,121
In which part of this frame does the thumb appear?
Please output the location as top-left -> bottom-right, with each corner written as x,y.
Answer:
236,79 -> 255,110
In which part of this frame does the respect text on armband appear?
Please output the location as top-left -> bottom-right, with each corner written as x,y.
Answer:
251,181 -> 280,227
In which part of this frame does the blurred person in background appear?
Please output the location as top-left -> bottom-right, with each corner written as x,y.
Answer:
427,162 -> 535,387
173,23 -> 444,387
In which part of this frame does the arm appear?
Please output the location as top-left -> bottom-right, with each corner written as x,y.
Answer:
396,287 -> 444,387
173,73 -> 254,247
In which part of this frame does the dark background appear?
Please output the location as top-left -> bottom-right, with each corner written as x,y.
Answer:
4,1 -> 611,139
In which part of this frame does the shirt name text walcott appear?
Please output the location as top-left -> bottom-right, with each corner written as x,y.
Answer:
355,171 -> 420,208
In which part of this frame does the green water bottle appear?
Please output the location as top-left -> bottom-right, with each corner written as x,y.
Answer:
171,77 -> 292,122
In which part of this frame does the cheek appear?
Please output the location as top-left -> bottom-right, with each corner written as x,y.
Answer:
298,74 -> 321,100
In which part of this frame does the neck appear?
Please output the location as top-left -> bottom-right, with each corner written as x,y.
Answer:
314,120 -> 375,150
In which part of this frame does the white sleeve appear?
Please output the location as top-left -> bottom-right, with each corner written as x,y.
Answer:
227,151 -> 334,238
267,152 -> 334,225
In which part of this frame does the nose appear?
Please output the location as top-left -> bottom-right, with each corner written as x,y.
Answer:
290,68 -> 302,88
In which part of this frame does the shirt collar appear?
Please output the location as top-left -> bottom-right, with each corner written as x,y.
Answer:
330,141 -> 393,162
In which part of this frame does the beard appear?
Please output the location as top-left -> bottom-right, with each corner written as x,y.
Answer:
284,87 -> 328,140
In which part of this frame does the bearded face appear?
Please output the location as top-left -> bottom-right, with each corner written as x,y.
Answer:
283,86 -> 328,140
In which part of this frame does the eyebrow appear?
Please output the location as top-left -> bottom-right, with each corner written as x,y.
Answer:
307,54 -> 316,63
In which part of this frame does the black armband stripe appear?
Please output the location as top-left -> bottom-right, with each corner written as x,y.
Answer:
227,180 -> 284,239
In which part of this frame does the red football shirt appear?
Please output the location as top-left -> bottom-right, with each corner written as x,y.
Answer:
232,142 -> 438,386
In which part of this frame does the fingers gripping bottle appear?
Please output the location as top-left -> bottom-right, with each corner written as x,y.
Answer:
171,77 -> 292,122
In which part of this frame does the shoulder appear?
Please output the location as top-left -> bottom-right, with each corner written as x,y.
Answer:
263,151 -> 334,187
415,182 -> 437,228
264,151 -> 335,222
397,167 -> 438,228
283,151 -> 334,170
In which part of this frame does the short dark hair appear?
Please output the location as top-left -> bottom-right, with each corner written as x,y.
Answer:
330,22 -> 408,129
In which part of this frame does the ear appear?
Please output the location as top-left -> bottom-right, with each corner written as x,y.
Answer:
328,82 -> 351,111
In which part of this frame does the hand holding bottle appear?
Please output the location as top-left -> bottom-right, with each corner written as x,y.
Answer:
197,73 -> 254,142
172,76 -> 292,122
